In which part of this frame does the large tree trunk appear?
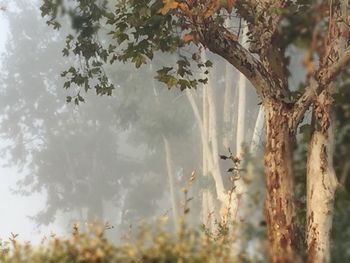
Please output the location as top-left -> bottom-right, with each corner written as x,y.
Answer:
306,2 -> 346,262
306,128 -> 338,263
306,98 -> 338,263
264,103 -> 301,263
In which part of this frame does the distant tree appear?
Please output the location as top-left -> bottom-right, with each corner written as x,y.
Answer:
0,4 -> 125,223
1,1 -> 207,235
0,2 -> 187,229
41,1 -> 350,262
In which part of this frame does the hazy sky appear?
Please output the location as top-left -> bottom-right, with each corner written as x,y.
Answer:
0,9 -> 59,243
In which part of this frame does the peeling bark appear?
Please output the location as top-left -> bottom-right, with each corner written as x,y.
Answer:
306,3 -> 347,260
264,103 -> 301,263
193,2 -> 350,262
306,128 -> 338,263
306,92 -> 339,263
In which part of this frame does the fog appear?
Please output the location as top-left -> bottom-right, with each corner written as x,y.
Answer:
0,0 -> 265,244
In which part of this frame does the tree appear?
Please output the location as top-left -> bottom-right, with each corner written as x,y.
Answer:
0,4 -> 126,224
0,1 -> 196,233
40,0 -> 350,262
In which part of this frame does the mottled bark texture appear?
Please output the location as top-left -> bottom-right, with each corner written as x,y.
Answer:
192,1 -> 350,262
264,103 -> 301,263
306,125 -> 338,263
199,22 -> 302,262
306,88 -> 339,263
306,2 -> 348,261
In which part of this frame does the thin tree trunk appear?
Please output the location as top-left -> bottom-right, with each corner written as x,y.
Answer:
250,106 -> 265,153
231,22 -> 249,229
150,64 -> 180,230
236,58 -> 247,159
186,88 -> 226,229
202,191 -> 209,225
203,84 -> 209,176
186,89 -> 226,203
163,136 -> 179,231
207,74 -> 223,195
223,63 -> 233,149
223,17 -> 234,150
264,103 -> 301,263
207,190 -> 215,230
203,53 -> 225,209
202,84 -> 212,227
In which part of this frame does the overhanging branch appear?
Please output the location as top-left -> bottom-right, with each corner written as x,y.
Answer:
198,24 -> 281,101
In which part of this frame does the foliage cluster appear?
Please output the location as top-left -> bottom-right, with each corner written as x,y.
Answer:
0,221 -> 246,263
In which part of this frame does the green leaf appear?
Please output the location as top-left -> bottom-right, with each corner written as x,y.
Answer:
204,60 -> 213,67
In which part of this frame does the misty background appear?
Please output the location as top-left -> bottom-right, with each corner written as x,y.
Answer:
0,0 -> 305,246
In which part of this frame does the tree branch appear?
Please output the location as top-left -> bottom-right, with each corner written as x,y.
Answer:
199,24 -> 282,101
248,0 -> 290,91
290,46 -> 350,132
320,47 -> 350,86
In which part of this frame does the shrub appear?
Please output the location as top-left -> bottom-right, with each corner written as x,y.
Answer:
0,221 -> 246,263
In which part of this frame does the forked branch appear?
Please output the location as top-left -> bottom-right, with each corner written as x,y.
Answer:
290,46 -> 350,132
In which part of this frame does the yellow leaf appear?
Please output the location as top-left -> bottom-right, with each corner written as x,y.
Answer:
204,0 -> 220,18
178,3 -> 192,17
182,33 -> 194,43
159,0 -> 179,15
223,0 -> 236,13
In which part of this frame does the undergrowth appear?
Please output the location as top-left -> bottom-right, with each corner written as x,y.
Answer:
0,169 -> 264,263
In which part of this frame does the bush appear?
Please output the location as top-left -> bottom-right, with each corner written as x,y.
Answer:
0,220 -> 246,263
